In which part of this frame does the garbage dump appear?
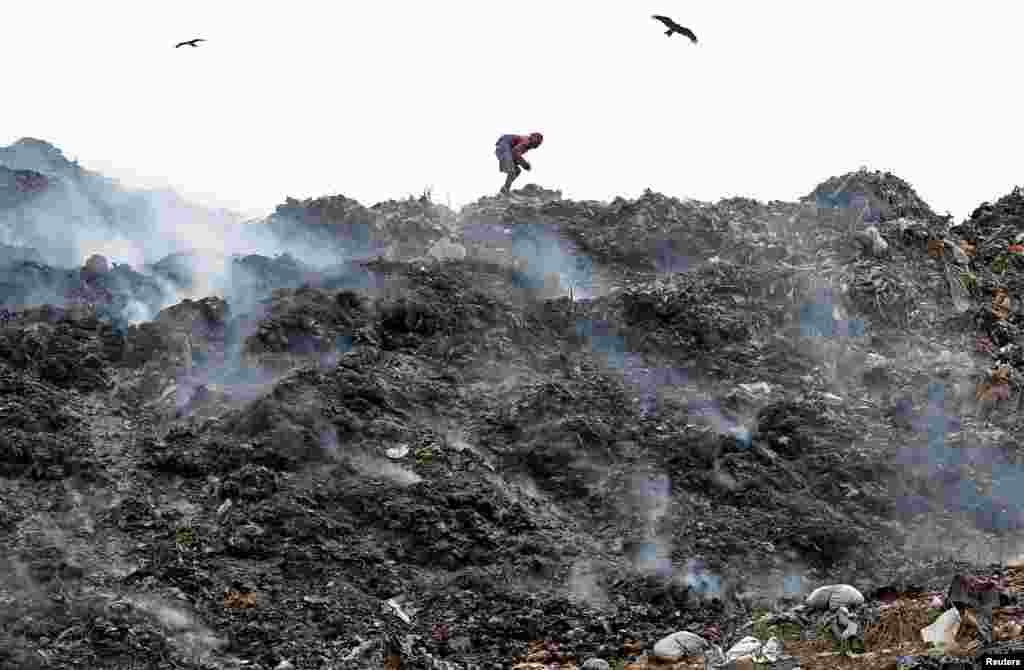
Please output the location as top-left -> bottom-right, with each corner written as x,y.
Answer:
6,137 -> 1024,670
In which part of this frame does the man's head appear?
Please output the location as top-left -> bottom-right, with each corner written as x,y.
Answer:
528,132 -> 544,147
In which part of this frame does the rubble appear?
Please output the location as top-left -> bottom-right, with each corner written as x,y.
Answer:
260,191 -> 456,262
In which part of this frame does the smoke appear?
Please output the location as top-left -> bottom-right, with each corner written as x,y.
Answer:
627,471 -> 676,577
461,219 -> 595,299
319,427 -> 422,486
567,559 -> 610,608
0,143 -> 389,331
122,298 -> 153,325
351,453 -> 423,487
128,596 -> 226,662
683,558 -> 722,597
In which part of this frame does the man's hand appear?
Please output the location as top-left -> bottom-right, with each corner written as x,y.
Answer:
520,160 -> 531,171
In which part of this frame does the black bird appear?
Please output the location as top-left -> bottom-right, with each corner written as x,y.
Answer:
174,38 -> 205,48
652,15 -> 697,43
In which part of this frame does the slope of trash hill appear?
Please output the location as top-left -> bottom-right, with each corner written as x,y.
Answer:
2,163 -> 1024,670
0,137 -> 244,269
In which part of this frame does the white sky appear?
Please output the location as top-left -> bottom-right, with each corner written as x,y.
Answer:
3,2 -> 1021,220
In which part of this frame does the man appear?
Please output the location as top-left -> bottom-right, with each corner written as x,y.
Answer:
495,132 -> 543,195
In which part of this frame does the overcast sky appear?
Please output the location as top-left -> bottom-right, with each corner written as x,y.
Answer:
3,2 -> 1021,220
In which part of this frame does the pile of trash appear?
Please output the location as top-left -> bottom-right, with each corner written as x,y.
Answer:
0,304 -> 121,392
804,168 -> 939,224
241,287 -> 366,364
950,186 -> 1024,267
369,193 -> 458,253
462,184 -> 569,221
565,189 -> 730,271
563,575 -> 1024,670
262,192 -> 455,262
0,361 -> 94,479
263,193 -> 388,258
946,188 -> 1024,345
614,261 -> 803,350
8,145 -> 1024,670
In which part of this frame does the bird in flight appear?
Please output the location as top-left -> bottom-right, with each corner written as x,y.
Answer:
174,38 -> 206,48
651,15 -> 697,43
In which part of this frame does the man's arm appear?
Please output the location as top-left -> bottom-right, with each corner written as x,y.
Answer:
511,138 -> 532,168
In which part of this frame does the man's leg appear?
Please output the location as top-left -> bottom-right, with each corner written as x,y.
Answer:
499,161 -> 520,195
502,170 -> 518,194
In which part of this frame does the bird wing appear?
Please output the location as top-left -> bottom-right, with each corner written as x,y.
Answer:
174,41 -> 186,48
679,26 -> 698,42
651,15 -> 675,28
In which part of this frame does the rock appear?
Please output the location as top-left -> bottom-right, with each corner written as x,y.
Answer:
805,584 -> 864,610
274,661 -> 296,670
652,630 -> 709,659
582,659 -> 610,670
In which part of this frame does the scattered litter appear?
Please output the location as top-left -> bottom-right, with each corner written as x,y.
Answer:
386,444 -> 411,459
826,605 -> 860,641
738,382 -> 773,397
920,607 -> 961,651
725,636 -> 762,661
217,499 -> 233,517
760,637 -> 782,662
223,591 -> 257,609
386,596 -> 413,624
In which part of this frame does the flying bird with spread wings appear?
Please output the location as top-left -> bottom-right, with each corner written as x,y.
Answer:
651,15 -> 697,43
174,38 -> 205,48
